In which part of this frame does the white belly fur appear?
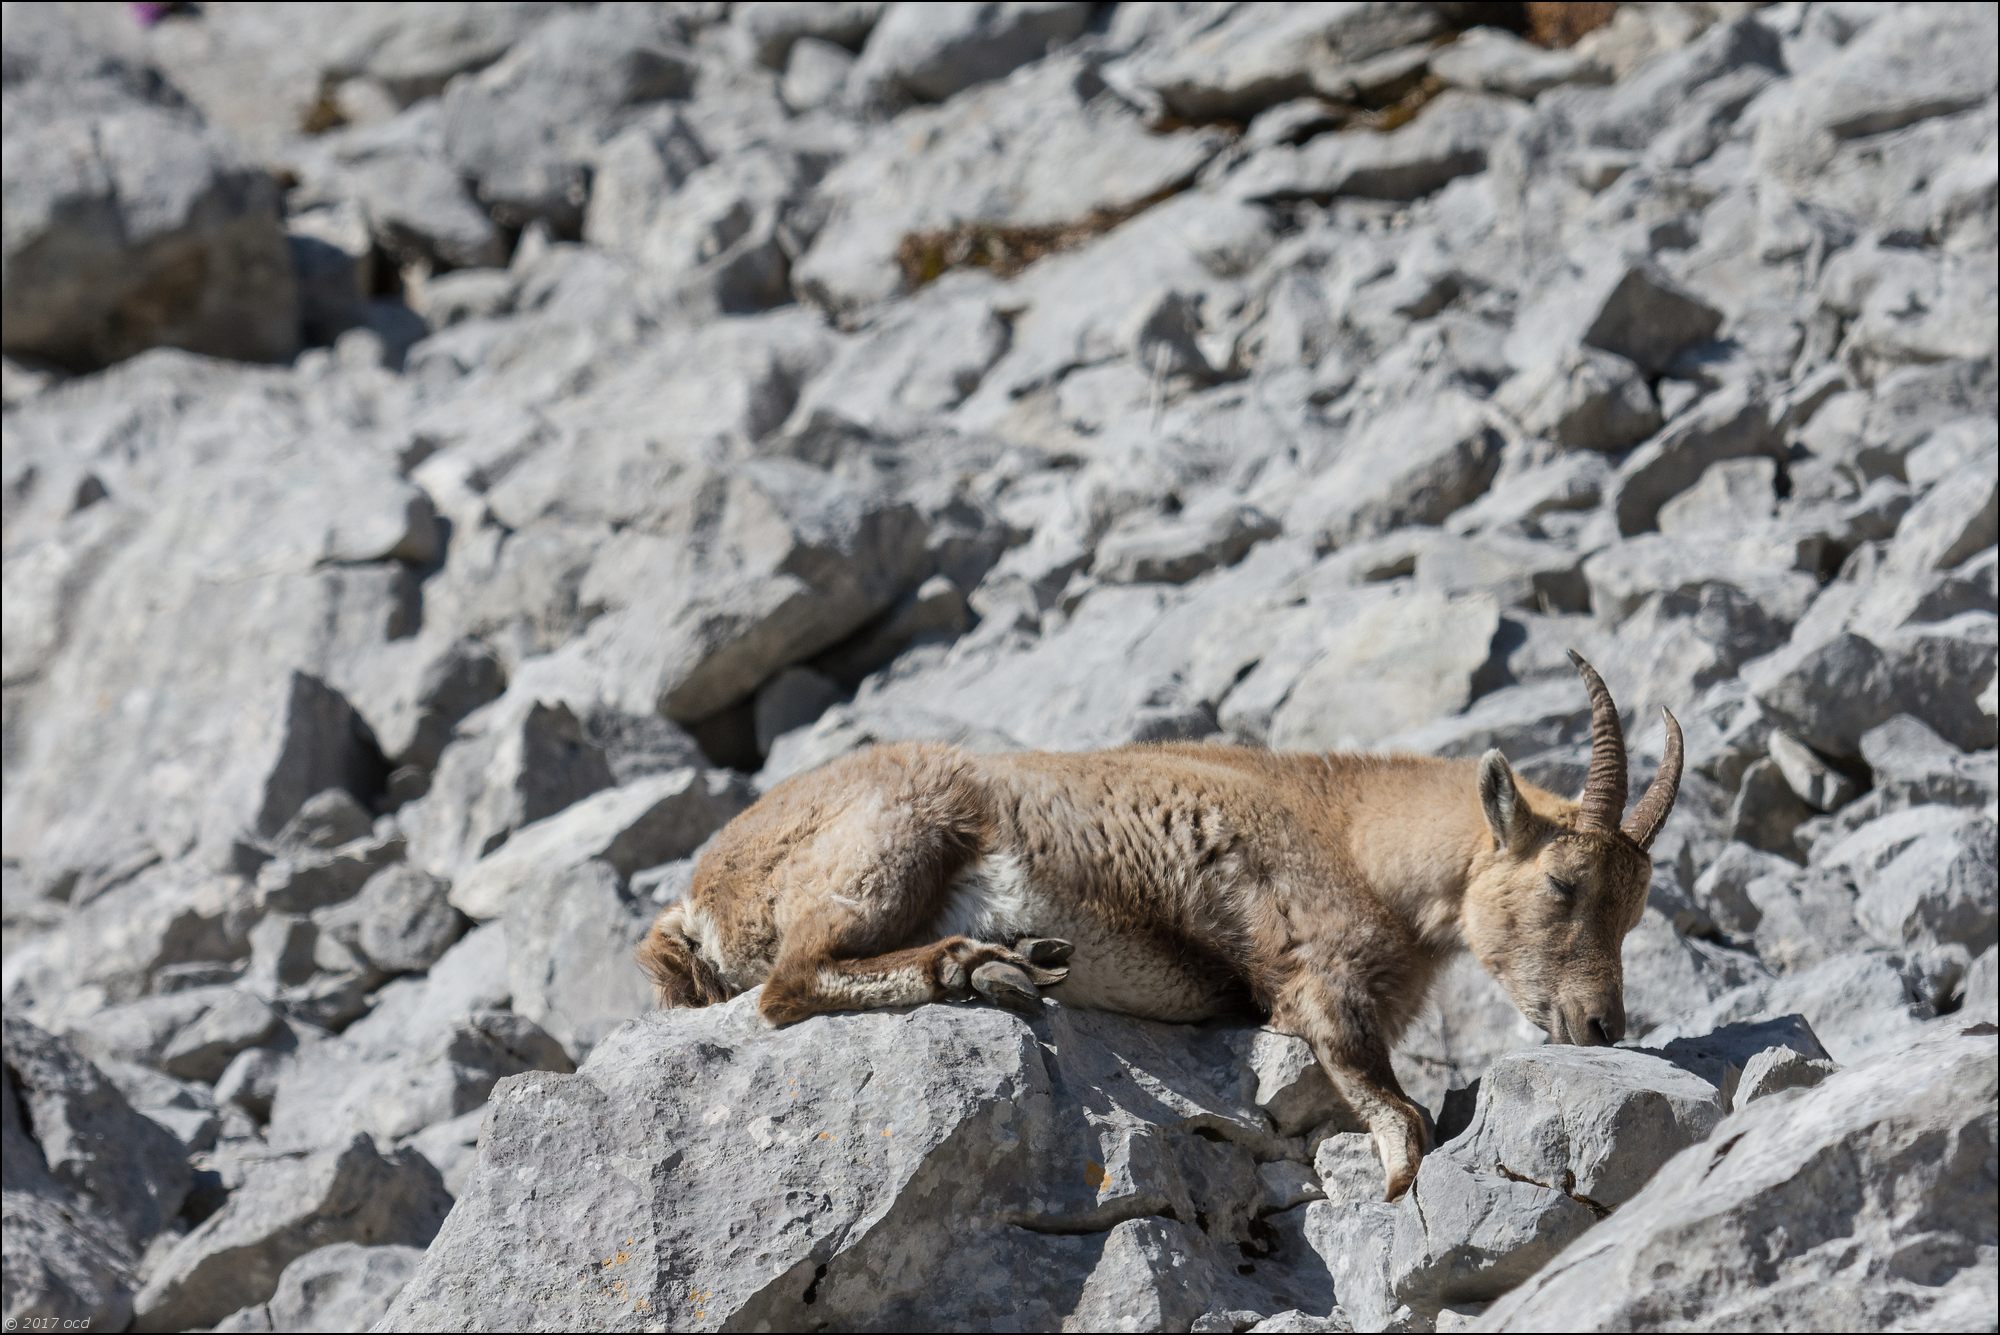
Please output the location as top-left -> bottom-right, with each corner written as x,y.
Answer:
933,852 -> 1047,941
929,853 -> 1238,1021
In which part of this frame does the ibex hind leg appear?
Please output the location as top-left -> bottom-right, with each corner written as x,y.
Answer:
761,932 -> 1070,1025
752,748 -> 1070,1025
758,887 -> 1081,1019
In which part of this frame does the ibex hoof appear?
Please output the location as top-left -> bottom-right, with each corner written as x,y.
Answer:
971,960 -> 1044,1011
1013,937 -> 1074,968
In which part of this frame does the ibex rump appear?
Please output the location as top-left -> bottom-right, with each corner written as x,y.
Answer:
638,653 -> 1681,1198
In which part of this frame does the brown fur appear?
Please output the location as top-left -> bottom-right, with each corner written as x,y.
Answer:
637,676 -> 1675,1199
635,902 -> 731,1009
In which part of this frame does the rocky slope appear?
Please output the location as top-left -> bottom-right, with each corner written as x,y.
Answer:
2,2 -> 1996,1332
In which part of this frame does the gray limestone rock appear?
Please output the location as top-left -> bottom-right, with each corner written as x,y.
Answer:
1480,1024 -> 1997,1332
131,1134 -> 448,1333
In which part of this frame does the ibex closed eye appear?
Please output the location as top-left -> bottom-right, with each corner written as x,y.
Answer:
637,651 -> 1681,1200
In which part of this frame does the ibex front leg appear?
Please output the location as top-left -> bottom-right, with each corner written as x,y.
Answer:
1273,973 -> 1429,1201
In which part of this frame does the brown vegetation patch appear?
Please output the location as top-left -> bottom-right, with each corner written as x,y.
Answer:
1346,72 -> 1448,133
1524,2 -> 1618,49
300,77 -> 348,135
895,186 -> 1180,289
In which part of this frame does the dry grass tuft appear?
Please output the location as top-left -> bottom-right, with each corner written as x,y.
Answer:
895,5 -> 1618,289
300,77 -> 348,135
894,187 -> 1180,289
1348,72 -> 1447,133
1523,2 -> 1618,50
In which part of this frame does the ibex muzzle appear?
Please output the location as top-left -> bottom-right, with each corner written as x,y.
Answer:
638,650 -> 1681,1199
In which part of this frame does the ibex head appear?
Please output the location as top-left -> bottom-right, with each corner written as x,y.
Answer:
1459,651 -> 1683,1047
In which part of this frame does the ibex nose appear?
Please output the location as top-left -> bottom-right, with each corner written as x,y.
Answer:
1586,1013 -> 1623,1046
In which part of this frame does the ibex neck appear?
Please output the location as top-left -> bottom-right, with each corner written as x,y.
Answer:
1330,754 -> 1491,953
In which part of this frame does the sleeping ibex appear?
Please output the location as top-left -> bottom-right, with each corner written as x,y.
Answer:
637,652 -> 1681,1199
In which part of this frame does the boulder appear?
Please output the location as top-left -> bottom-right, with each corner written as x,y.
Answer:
1113,2 -> 1448,122
1646,1014 -> 1832,1108
1785,3 -> 1998,141
1650,954 -> 1934,1064
447,770 -> 751,921
851,2 -> 1094,104
1766,729 -> 1859,812
1447,453 -> 1611,539
1287,393 -> 1502,548
1818,808 -> 1999,956
584,140 -> 828,312
380,998 -> 1347,1331
94,1056 -> 224,1153
1606,382 -> 1783,537
1748,619 -> 2000,760
63,985 -> 282,1085
214,1049 -> 286,1124
1735,1047 -> 1839,1104
1578,12 -> 1785,152
254,824 -> 405,915
212,1242 -> 423,1335
272,790 -> 375,853
1505,258 -> 1723,379
1582,531 -> 1819,628
1431,26 -> 1609,101
1094,502 -> 1280,586
824,546 -> 1309,756
793,55 -> 1228,314
1884,460 -> 1999,575
0,6 -> 296,369
738,2 -> 888,69
2,486 -> 409,882
1414,535 -> 1588,614
503,860 -> 655,1062
406,1109 -> 487,1199
350,866 -> 468,975
753,667 -> 845,755
1312,1132 -> 1383,1210
291,105 -> 508,274
440,7 -> 696,230
1725,756 -> 1814,857
1493,346 -> 1659,452
1312,1159 -> 1594,1331
403,698 -> 617,879
2,1017 -> 189,1249
1377,679 -> 1586,763
258,926 -> 518,1152
1229,92 -> 1529,204
157,990 -> 289,1083
783,280 -> 1014,434
131,1134 -> 449,1333
513,460 -> 936,726
3,862 -> 260,1017
1657,457 -> 1781,536
1859,717 -> 1998,811
782,36 -> 861,111
1480,1024 -> 1998,1332
1734,865 -> 1871,972
1318,1039 -> 1734,1327
1265,588 -> 1502,751
3,1151 -> 142,1330
1448,1046 -> 1725,1210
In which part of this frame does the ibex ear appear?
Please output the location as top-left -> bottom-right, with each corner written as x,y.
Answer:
1479,750 -> 1530,850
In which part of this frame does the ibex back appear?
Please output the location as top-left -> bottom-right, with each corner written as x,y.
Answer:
637,652 -> 1682,1198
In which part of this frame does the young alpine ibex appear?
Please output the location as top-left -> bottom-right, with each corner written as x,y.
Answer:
637,652 -> 1681,1199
